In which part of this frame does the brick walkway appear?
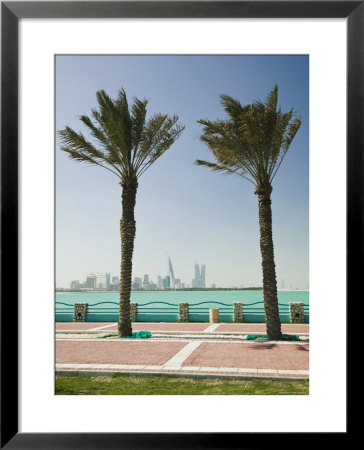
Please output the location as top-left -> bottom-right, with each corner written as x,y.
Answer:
56,322 -> 309,380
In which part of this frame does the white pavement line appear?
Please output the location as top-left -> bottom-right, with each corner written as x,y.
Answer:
87,324 -> 117,331
56,363 -> 98,369
218,367 -> 239,373
57,339 -> 113,342
258,368 -> 278,374
162,341 -> 202,368
56,338 -> 161,343
204,324 -> 219,333
197,367 -> 218,372
56,363 -> 146,370
55,363 -> 309,376
181,366 -> 201,371
277,369 -> 309,375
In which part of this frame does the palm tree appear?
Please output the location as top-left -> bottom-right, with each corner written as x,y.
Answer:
196,85 -> 302,340
59,89 -> 184,336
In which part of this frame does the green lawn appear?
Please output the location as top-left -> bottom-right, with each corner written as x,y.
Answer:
55,374 -> 309,395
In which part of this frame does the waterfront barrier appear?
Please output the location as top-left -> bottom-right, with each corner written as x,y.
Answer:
55,300 -> 309,323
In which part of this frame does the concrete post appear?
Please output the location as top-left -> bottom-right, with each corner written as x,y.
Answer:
73,303 -> 88,322
233,302 -> 243,322
130,303 -> 138,322
209,308 -> 219,323
179,302 -> 189,322
289,302 -> 305,323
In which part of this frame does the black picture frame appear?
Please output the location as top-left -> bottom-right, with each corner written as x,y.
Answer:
1,1 -> 356,448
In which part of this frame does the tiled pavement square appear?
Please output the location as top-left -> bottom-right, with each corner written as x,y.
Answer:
215,324 -> 309,334
182,342 -> 308,370
56,322 -> 108,331
56,340 -> 187,365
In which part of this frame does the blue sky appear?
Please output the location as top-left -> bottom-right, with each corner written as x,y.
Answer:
56,55 -> 308,289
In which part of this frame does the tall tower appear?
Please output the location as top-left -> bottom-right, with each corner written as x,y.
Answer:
194,262 -> 200,280
168,256 -> 175,286
157,276 -> 163,289
192,262 -> 205,288
201,265 -> 206,288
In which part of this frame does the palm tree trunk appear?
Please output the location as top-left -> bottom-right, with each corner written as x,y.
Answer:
118,179 -> 138,337
255,184 -> 282,340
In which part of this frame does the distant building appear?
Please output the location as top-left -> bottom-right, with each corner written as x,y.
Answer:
142,274 -> 150,289
201,265 -> 206,288
110,276 -> 119,291
175,280 -> 185,289
157,276 -> 163,289
168,257 -> 175,287
94,273 -> 110,290
132,277 -> 142,290
86,274 -> 96,289
192,262 -> 206,288
163,275 -> 171,289
84,273 -> 110,290
70,280 -> 81,290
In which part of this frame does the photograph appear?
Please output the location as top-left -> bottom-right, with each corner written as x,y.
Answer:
55,54 -> 309,395
1,0 -> 354,444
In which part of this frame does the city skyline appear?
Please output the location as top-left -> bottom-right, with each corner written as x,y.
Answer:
61,258 -> 203,290
58,262 -> 308,291
56,55 -> 308,289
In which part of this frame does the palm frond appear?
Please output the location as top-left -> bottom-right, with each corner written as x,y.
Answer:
136,115 -> 185,177
195,159 -> 255,184
59,88 -> 184,184
196,85 -> 302,188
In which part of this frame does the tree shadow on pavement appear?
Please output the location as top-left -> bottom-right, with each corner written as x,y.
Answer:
250,343 -> 278,350
295,345 -> 309,351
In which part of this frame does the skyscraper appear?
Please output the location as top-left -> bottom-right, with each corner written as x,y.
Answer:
86,274 -> 96,289
157,276 -> 163,289
70,280 -> 80,290
168,257 -> 175,287
85,272 -> 110,290
195,262 -> 200,281
163,275 -> 171,289
132,277 -> 142,290
192,262 -> 206,288
201,265 -> 206,288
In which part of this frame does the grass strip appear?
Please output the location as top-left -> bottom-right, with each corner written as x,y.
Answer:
55,374 -> 309,395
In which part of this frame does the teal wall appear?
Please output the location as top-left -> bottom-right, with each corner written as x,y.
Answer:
55,301 -> 309,323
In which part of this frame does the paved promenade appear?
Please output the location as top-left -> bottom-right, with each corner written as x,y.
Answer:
56,322 -> 309,380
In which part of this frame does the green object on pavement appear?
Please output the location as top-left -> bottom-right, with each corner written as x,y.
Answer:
119,331 -> 152,339
97,331 -> 152,339
246,334 -> 300,341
